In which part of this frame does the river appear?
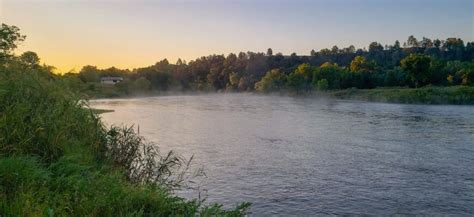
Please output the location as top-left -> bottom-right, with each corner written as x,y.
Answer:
90,93 -> 474,216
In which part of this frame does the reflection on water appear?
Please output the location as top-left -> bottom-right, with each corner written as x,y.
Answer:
90,94 -> 474,216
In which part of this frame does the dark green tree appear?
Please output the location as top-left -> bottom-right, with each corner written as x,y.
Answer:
287,71 -> 306,92
407,35 -> 419,47
0,24 -> 26,59
401,54 -> 432,87
133,77 -> 151,92
79,65 -> 100,83
266,48 -> 273,56
368,42 -> 383,53
316,79 -> 329,91
19,51 -> 40,66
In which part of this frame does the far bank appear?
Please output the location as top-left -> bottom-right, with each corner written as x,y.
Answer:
84,84 -> 474,105
327,86 -> 474,105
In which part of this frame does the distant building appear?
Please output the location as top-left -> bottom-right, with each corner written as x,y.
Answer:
100,77 -> 123,85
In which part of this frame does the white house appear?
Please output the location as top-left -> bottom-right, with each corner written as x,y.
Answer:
100,77 -> 123,85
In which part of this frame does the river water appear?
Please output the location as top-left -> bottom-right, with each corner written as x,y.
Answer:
90,93 -> 474,216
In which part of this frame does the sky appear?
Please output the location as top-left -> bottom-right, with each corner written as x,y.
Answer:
1,0 -> 473,72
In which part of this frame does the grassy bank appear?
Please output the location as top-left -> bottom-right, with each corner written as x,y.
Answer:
329,86 -> 474,105
0,63 -> 249,215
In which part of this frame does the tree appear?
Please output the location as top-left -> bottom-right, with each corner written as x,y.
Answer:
296,63 -> 312,78
227,72 -> 240,90
350,56 -> 375,73
140,60 -> 173,90
392,40 -> 401,50
433,39 -> 442,49
133,77 -> 151,92
289,52 -> 300,66
320,48 -> 331,55
255,69 -> 287,92
238,77 -> 249,91
176,58 -> 185,65
407,35 -> 419,47
368,42 -> 383,53
316,79 -> 328,91
266,48 -> 273,56
313,62 -> 342,89
287,71 -> 306,92
79,65 -> 100,83
19,51 -> 40,66
150,71 -> 172,91
421,37 -> 433,48
444,38 -> 464,51
342,45 -> 356,53
310,49 -> 317,56
428,59 -> 448,85
101,66 -> 128,77
0,23 -> 26,58
207,67 -> 221,90
320,62 -> 335,68
384,67 -> 408,87
400,54 -> 432,87
447,74 -> 454,85
456,69 -> 471,85
454,61 -> 474,86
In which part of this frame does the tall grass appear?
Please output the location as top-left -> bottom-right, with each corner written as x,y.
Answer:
0,59 -> 250,216
104,126 -> 204,189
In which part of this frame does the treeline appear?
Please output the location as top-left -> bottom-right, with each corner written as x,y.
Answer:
62,35 -> 474,97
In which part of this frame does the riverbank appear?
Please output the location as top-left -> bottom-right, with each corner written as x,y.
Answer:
87,84 -> 474,105
328,86 -> 474,105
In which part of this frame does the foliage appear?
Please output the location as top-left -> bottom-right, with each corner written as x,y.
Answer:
316,79 -> 329,91
132,77 -> 151,92
0,24 -> 25,59
287,63 -> 312,92
401,54 -> 432,87
350,56 -> 376,73
313,62 -> 343,89
79,65 -> 100,83
287,72 -> 307,92
255,69 -> 287,92
227,72 -> 240,91
19,51 -> 40,66
384,67 -> 408,87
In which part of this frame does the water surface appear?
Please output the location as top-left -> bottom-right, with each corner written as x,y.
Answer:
90,94 -> 474,216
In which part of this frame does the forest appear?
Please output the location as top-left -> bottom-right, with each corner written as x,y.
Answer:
53,35 -> 474,97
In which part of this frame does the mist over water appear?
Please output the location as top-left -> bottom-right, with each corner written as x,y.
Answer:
90,94 -> 474,216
